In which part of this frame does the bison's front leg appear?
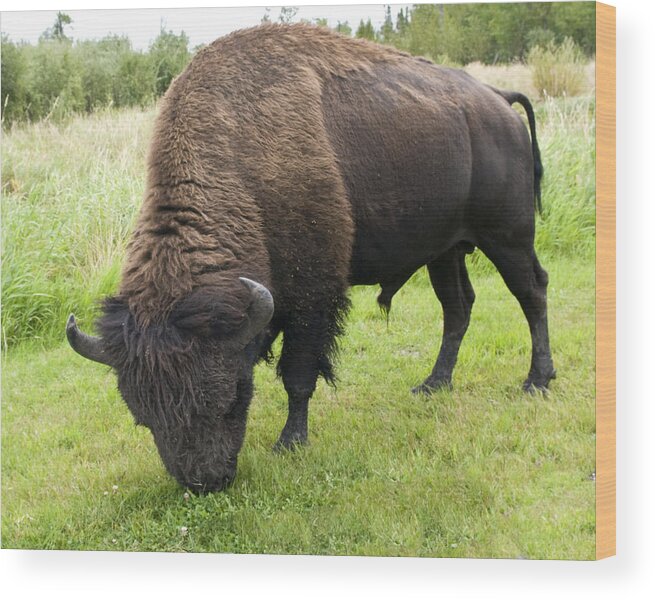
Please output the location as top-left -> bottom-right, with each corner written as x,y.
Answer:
275,387 -> 312,451
274,300 -> 348,451
274,324 -> 318,450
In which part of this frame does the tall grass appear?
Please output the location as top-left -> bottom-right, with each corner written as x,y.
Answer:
534,94 -> 596,255
1,107 -> 154,348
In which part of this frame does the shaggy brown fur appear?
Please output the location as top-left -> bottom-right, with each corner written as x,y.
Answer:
72,24 -> 554,492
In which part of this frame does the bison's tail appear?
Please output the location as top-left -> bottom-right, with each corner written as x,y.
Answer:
493,88 -> 544,214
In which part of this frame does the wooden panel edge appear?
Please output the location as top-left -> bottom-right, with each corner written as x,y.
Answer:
595,1 -> 616,560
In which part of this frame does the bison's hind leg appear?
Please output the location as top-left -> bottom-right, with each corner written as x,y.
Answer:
478,241 -> 555,391
413,243 -> 476,394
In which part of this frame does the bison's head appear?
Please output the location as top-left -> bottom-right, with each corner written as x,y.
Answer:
67,277 -> 273,494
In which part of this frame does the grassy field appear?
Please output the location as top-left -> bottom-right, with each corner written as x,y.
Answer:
1,65 -> 596,558
2,257 -> 595,558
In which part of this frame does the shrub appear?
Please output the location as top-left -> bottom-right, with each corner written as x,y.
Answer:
1,35 -> 29,124
527,37 -> 586,98
115,51 -> 156,108
1,29 -> 188,127
76,40 -> 117,112
526,27 -> 556,51
20,39 -> 86,122
148,29 -> 191,97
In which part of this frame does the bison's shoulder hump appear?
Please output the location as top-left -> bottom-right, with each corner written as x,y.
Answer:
184,23 -> 413,81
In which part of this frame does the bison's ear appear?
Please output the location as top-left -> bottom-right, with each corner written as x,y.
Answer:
171,279 -> 273,345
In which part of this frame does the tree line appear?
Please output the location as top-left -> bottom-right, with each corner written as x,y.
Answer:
1,4 -> 595,127
370,2 -> 595,65
1,13 -> 191,126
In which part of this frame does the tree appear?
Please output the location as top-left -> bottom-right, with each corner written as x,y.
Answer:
552,1 -> 596,55
335,21 -> 352,37
53,12 -> 72,40
380,5 -> 395,44
149,29 -> 191,96
355,19 -> 376,41
42,12 -> 73,42
396,8 -> 409,37
398,4 -> 443,59
392,2 -> 595,65
27,38 -> 85,120
278,6 -> 298,24
115,50 -> 154,108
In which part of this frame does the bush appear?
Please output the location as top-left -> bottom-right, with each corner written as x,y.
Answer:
527,37 -> 586,98
1,35 -> 29,124
1,29 -> 189,127
115,51 -> 156,107
22,39 -> 86,122
148,29 -> 191,97
526,27 -> 556,51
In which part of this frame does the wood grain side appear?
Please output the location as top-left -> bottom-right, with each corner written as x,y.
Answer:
595,1 -> 616,560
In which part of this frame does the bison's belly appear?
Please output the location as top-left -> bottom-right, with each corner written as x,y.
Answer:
347,203 -> 470,286
345,174 -> 472,286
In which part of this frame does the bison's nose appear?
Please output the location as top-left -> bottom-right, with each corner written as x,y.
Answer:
184,473 -> 235,495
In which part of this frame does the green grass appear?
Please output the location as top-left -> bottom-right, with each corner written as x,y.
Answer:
1,84 -> 596,557
2,255 -> 595,558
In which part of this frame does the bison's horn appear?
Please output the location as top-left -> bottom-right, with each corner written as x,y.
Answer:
238,277 -> 274,344
66,314 -> 112,366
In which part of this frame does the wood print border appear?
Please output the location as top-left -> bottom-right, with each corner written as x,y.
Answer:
595,1 -> 616,560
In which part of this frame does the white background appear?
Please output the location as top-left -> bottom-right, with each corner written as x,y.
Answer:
1,0 -> 653,598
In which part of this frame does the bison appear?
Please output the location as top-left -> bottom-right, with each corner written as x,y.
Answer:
67,24 -> 555,493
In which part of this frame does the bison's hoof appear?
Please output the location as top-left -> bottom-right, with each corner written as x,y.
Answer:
411,379 -> 452,395
522,370 -> 556,394
273,433 -> 308,453
522,381 -> 548,394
